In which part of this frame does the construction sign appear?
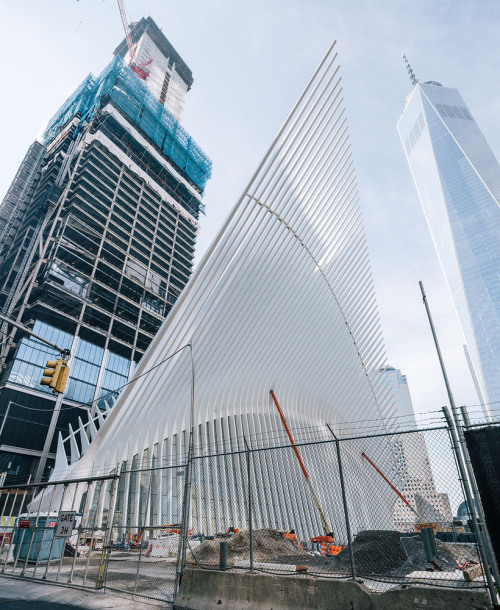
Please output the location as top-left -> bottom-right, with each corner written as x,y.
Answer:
55,511 -> 76,538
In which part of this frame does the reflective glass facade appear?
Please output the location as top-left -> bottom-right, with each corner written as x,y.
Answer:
398,82 -> 500,413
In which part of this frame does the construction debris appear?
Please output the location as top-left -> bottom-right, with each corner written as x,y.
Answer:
394,536 -> 480,577
326,530 -> 480,580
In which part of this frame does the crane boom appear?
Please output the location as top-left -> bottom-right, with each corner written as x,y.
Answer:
117,0 -> 135,63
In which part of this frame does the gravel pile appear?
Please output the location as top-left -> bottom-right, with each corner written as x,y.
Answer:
335,530 -> 408,575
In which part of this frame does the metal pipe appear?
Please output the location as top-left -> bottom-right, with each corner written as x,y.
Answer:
174,343 -> 195,599
32,484 -> 57,578
419,281 -> 456,408
0,472 -> 119,491
0,314 -> 69,356
21,486 -> 46,576
0,402 -> 12,440
1,487 -> 20,573
10,487 -> 30,574
43,484 -> 69,580
442,407 -> 498,603
326,424 -> 356,579
244,437 -> 253,572
96,468 -> 121,589
456,404 -> 500,590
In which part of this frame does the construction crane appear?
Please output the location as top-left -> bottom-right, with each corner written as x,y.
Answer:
116,0 -> 152,81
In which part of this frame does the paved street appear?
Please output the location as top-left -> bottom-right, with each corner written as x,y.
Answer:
0,576 -> 168,609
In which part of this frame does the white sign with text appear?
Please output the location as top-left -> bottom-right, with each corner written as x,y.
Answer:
55,511 -> 76,538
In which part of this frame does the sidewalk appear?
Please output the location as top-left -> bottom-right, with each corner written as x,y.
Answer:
0,576 -> 168,609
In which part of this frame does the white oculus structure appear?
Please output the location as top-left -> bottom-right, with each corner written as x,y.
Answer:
42,43 -> 398,538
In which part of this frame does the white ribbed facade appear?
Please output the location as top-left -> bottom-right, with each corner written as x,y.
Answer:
50,43 -> 398,539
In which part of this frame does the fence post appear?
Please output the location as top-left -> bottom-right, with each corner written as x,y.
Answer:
43,483 -> 69,580
442,406 -> 498,605
420,283 -> 499,602
244,437 -> 253,573
174,343 -> 195,601
96,466 -> 121,589
327,425 -> 356,580
219,541 -> 228,571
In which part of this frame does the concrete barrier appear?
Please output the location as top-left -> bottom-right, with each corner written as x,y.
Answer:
174,568 -> 492,610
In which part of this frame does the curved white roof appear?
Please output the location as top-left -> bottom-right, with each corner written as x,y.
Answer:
62,41 -> 395,479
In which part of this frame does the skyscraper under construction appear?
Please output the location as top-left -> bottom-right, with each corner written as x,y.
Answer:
0,17 -> 211,483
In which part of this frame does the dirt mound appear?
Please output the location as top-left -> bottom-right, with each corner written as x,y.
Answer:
335,530 -> 408,574
191,529 -> 308,564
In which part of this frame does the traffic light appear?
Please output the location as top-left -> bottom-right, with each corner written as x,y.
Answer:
40,359 -> 70,394
55,361 -> 70,394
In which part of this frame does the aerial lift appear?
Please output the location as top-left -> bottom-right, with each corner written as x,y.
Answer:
270,391 -> 341,555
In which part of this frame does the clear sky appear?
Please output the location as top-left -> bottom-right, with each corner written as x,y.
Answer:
1,0 -> 499,423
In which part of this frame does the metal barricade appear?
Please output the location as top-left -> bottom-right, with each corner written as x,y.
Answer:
0,472 -> 119,590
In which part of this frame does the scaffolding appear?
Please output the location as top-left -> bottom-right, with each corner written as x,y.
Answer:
43,56 -> 212,195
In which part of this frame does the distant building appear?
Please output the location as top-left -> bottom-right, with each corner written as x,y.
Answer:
0,17 -> 211,483
379,366 -> 453,530
398,72 -> 500,419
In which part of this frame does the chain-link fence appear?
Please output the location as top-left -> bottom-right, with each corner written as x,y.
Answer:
102,461 -> 187,603
0,418 -> 497,605
186,425 -> 489,592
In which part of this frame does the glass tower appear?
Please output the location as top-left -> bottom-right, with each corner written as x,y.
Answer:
398,79 -> 500,418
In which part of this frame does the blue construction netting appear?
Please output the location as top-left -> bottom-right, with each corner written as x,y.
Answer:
43,55 -> 212,195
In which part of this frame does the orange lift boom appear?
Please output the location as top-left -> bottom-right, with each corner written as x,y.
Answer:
362,452 -> 424,523
270,390 -> 333,538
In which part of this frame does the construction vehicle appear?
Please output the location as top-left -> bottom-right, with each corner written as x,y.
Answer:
281,529 -> 297,542
127,527 -> 145,548
270,390 -> 337,555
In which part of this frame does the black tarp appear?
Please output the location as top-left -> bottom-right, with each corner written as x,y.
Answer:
463,426 -> 500,564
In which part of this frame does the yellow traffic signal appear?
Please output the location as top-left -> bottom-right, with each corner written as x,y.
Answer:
55,361 -> 70,394
41,360 -> 62,390
40,359 -> 70,394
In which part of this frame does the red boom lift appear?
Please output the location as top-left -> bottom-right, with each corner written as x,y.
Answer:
270,390 -> 342,556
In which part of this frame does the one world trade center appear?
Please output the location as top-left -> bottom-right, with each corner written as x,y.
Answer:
398,61 -> 500,419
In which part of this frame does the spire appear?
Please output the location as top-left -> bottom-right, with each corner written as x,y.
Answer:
403,54 -> 418,86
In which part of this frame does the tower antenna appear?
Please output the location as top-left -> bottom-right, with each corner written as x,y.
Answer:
403,54 -> 418,86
